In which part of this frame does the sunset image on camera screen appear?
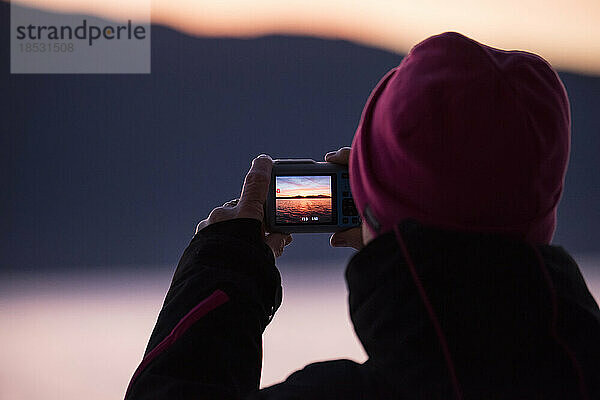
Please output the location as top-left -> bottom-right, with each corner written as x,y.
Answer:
275,176 -> 333,224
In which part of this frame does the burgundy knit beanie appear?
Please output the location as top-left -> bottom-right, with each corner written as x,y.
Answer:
349,31 -> 571,244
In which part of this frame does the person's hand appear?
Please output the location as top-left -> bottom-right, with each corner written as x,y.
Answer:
325,147 -> 365,250
195,154 -> 292,258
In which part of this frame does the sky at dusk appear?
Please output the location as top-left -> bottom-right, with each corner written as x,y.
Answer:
3,1 -> 600,399
276,176 -> 331,198
9,0 -> 600,75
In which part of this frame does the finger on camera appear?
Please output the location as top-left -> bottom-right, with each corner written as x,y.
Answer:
238,155 -> 273,219
267,232 -> 292,248
330,227 -> 363,250
265,232 -> 292,258
324,147 -> 351,165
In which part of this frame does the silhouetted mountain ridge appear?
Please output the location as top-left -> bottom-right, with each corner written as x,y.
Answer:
277,195 -> 331,199
1,2 -> 599,271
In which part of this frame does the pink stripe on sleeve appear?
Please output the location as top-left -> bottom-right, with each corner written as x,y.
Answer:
125,289 -> 230,399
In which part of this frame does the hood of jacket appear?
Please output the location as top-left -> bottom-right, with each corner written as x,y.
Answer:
349,32 -> 571,244
345,219 -> 600,398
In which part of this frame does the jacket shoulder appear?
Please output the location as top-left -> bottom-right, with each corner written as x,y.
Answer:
249,360 -> 389,400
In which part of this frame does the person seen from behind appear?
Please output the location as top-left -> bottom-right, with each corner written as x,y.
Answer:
125,32 -> 600,399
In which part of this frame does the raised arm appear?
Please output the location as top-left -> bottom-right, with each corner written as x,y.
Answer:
125,155 -> 290,400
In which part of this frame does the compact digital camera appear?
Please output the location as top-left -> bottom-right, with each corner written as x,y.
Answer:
264,159 -> 361,233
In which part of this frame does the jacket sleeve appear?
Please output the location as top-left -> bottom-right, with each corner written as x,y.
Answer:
125,218 -> 282,400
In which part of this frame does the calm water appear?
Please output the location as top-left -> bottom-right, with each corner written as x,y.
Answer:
276,198 -> 332,224
1,257 -> 599,400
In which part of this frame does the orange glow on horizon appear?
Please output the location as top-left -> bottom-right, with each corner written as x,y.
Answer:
277,187 -> 331,198
8,0 -> 600,75
276,176 -> 331,198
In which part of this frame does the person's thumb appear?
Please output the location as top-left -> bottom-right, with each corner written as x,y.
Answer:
330,227 -> 363,250
265,233 -> 293,258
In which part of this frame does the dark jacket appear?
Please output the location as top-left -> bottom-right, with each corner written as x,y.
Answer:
125,218 -> 600,399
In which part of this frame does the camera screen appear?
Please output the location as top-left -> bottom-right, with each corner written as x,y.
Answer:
275,175 -> 334,224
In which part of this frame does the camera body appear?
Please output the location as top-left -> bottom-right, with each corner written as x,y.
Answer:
265,159 -> 360,233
